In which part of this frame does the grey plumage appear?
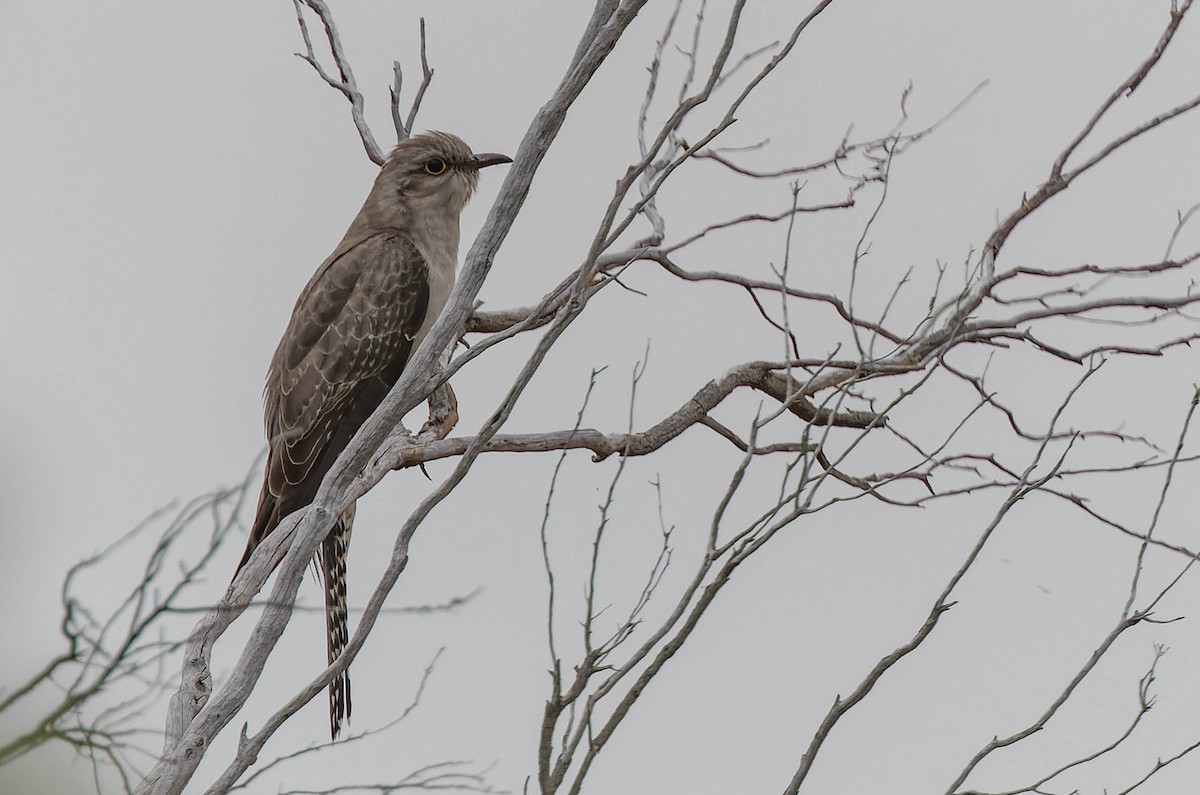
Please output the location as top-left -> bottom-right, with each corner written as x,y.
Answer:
235,132 -> 510,739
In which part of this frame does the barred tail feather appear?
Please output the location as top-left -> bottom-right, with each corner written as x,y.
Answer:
321,504 -> 355,740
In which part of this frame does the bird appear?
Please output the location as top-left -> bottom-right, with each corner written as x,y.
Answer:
234,131 -> 511,739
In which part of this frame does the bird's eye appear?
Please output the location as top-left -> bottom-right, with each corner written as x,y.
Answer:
423,158 -> 448,176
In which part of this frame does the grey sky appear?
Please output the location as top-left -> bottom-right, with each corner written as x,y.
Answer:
4,1 -> 1200,792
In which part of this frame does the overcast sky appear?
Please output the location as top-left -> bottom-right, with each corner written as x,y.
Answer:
5,2 -> 1200,793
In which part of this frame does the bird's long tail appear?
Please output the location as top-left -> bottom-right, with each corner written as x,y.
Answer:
321,503 -> 355,740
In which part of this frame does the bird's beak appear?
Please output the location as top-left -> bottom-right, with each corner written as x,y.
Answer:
469,152 -> 513,169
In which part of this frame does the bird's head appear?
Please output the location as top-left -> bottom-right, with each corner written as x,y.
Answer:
365,131 -> 511,226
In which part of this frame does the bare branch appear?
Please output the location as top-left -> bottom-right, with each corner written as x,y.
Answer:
1049,0 -> 1194,180
292,0 -> 384,164
1,471 -> 253,783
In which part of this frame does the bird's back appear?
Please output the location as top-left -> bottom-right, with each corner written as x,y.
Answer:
243,232 -> 432,558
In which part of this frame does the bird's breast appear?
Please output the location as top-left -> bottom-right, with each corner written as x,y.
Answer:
412,254 -> 456,350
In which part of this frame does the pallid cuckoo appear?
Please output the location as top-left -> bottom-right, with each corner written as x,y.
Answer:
235,132 -> 510,738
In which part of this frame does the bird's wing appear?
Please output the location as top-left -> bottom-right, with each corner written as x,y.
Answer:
253,232 -> 430,547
